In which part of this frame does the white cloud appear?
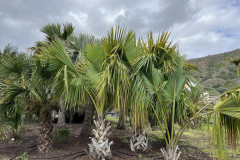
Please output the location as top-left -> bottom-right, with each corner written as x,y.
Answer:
169,0 -> 240,58
68,11 -> 88,27
0,0 -> 239,58
100,8 -> 126,24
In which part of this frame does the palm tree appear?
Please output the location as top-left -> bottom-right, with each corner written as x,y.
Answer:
41,40 -> 111,159
66,33 -> 95,63
28,25 -> 240,159
39,23 -> 97,128
0,93 -> 26,140
40,32 -> 95,134
31,23 -> 75,127
0,43 -> 18,56
128,31 -> 178,150
40,23 -> 74,42
84,26 -> 141,158
97,27 -> 139,130
65,33 -> 95,136
0,54 -> 58,152
42,26 -> 139,158
128,31 -> 204,154
146,57 -> 240,159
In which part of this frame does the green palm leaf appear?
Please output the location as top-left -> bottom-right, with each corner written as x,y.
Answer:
212,88 -> 240,159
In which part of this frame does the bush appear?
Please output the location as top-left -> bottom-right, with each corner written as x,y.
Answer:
53,128 -> 70,142
0,100 -> 26,140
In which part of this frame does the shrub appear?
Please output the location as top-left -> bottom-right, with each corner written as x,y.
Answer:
53,128 -> 70,142
0,100 -> 26,140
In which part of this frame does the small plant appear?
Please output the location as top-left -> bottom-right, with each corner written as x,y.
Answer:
17,140 -> 23,145
122,138 -> 128,143
0,100 -> 26,140
16,152 -> 28,160
138,154 -> 143,159
53,128 -> 70,142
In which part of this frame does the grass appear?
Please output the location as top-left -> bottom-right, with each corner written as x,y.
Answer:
179,125 -> 240,160
106,116 -> 240,159
145,124 -> 240,160
106,115 -> 118,122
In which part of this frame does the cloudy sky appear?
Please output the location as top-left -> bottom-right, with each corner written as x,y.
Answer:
0,0 -> 239,58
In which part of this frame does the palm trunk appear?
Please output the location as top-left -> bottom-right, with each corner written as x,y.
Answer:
88,119 -> 113,160
160,145 -> 181,160
38,108 -> 53,152
130,130 -> 149,152
80,98 -> 94,137
117,108 -> 126,129
57,100 -> 65,127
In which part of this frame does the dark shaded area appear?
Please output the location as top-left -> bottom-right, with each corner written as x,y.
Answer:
53,110 -> 85,124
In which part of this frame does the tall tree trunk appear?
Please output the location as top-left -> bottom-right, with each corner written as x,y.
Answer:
117,108 -> 126,129
38,108 -> 53,152
80,98 -> 94,137
57,100 -> 65,127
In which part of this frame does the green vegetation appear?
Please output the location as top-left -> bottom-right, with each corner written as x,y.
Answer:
16,152 -> 28,160
53,128 -> 70,142
0,23 -> 240,160
188,49 -> 240,95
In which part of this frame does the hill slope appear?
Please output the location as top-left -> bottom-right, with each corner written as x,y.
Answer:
188,49 -> 240,96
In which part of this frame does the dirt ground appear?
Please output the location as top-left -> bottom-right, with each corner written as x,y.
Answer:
0,122 -> 212,160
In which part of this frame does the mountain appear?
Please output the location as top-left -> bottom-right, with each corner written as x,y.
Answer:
188,49 -> 240,96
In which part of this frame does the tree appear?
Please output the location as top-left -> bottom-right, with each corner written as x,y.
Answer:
0,54 -> 58,152
37,26 -> 240,160
0,95 -> 26,140
0,45 -> 22,140
41,40 -> 108,158
78,26 -> 138,157
31,23 -> 75,127
40,23 -> 74,42
38,23 -> 96,128
0,43 -> 18,56
128,31 -> 203,154
128,32 -> 179,150
42,26 -> 139,158
96,27 -> 139,130
66,33 -> 95,136
148,57 -> 240,159
66,33 -> 95,64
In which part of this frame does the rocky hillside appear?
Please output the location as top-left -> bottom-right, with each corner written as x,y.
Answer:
188,49 -> 240,96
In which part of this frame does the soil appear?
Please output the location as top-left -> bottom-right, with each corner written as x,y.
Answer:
0,122 -> 211,160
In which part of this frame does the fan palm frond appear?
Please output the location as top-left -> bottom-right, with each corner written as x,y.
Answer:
212,88 -> 240,159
